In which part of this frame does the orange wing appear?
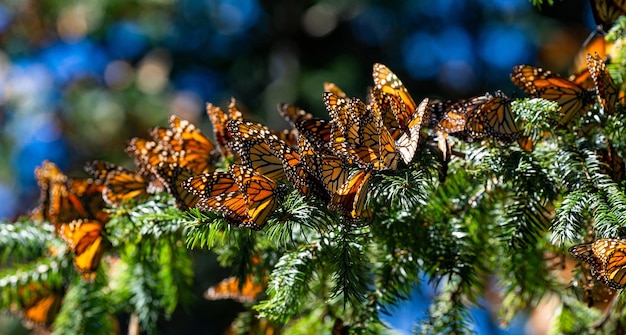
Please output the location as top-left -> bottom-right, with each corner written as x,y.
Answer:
15,284 -> 64,326
278,103 -> 333,154
324,92 -> 398,170
230,164 -> 286,230
85,160 -> 158,206
570,238 -> 626,289
372,63 -> 418,135
511,65 -> 596,125
204,275 -> 264,303
587,52 -> 620,115
34,161 -> 109,229
153,163 -> 199,210
150,115 -> 220,174
206,98 -> 244,159
329,169 -> 372,219
463,91 -> 523,143
59,219 -> 107,280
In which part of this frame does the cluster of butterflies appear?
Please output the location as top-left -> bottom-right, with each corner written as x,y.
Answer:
14,13 -> 626,324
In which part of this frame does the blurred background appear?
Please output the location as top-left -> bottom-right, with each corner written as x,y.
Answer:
0,0 -> 596,333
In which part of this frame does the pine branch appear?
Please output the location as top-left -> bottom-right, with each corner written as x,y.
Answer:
552,189 -> 589,244
52,279 -> 115,335
497,238 -> 562,326
255,244 -> 319,324
417,275 -> 474,335
0,220 -> 55,263
329,224 -> 372,312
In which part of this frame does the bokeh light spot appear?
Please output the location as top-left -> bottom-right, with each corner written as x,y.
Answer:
302,4 -> 337,37
136,50 -> 171,94
104,60 -> 134,90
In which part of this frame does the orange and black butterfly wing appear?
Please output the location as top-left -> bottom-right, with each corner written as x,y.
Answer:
151,115 -> 220,174
372,63 -> 418,134
605,247 -> 626,289
183,169 -> 250,224
511,65 -> 596,125
125,137 -> 170,175
278,102 -> 334,154
230,164 -> 285,229
153,163 -> 199,210
395,97 -> 429,164
59,219 -> 106,279
570,238 -> 626,289
323,82 -> 348,98
329,169 -> 372,219
227,119 -> 287,181
35,161 -> 109,227
33,161 -> 68,224
204,276 -> 264,303
85,160 -> 153,206
587,52 -> 619,115
16,284 -> 64,326
464,91 -> 522,143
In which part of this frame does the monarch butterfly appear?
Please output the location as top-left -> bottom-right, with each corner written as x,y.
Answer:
204,276 -> 264,303
149,115 -> 220,174
590,0 -> 626,28
297,135 -> 348,198
230,163 -> 287,229
329,168 -> 372,219
324,81 -> 348,98
84,160 -> 161,206
324,92 -> 398,170
278,103 -> 333,154
59,218 -> 107,280
153,163 -> 200,210
227,119 -> 288,181
463,91 -> 523,143
431,94 -> 493,136
124,137 -> 177,180
371,64 -> 420,138
227,118 -> 322,198
569,238 -> 626,290
587,52 -> 620,115
14,284 -> 64,326
392,97 -> 429,164
207,101 -> 238,159
33,161 -> 109,229
184,164 -> 286,229
510,65 -> 597,125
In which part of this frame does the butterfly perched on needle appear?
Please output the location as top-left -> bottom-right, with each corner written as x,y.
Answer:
84,160 -> 162,207
462,91 -> 524,144
587,52 -> 621,115
33,161 -> 109,279
148,114 -> 221,174
324,92 -> 399,170
183,164 -> 288,230
569,238 -> 626,290
370,64 -> 429,165
510,65 -> 597,125
33,161 -> 109,230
